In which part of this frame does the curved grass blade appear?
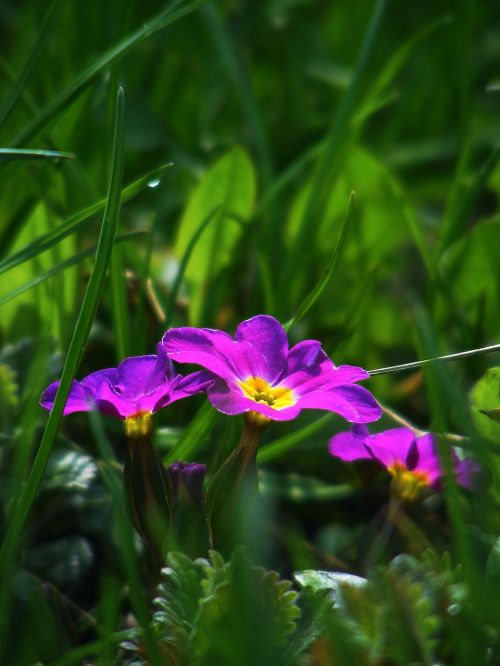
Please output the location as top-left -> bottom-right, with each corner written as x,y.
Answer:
0,89 -> 125,654
279,0 -> 388,298
438,145 -> 500,255
0,148 -> 75,162
257,413 -> 337,464
368,343 -> 500,376
284,192 -> 355,331
164,205 -> 220,328
11,0 -> 208,147
0,163 -> 171,274
0,0 -> 61,130
164,401 -> 220,464
0,232 -> 146,307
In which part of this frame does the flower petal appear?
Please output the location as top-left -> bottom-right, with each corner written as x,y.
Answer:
295,384 -> 381,422
151,370 -> 214,413
162,326 -> 258,381
364,428 -> 416,468
40,380 -> 96,415
328,425 -> 373,462
235,315 -> 288,382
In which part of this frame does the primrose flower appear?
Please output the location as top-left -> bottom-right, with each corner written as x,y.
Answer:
162,315 -> 381,427
328,425 -> 479,501
40,345 -> 213,436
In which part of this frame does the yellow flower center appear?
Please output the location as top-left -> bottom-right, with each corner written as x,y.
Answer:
388,463 -> 430,501
124,411 -> 153,438
238,376 -> 296,410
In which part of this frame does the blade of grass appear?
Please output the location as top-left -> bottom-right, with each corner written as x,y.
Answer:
0,88 -> 125,656
164,205 -> 220,329
11,0 -> 208,147
164,401 -> 220,464
0,231 -> 146,307
0,163 -> 171,273
202,5 -> 272,184
257,413 -> 338,464
437,145 -> 500,255
284,192 -> 355,331
279,0 -> 388,301
0,0 -> 61,130
109,243 -> 132,361
368,343 -> 500,376
0,148 -> 75,162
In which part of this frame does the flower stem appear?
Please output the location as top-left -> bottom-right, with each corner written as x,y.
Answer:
205,417 -> 266,551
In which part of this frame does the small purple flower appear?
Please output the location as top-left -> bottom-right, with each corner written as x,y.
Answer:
167,461 -> 206,505
328,425 -> 479,500
161,315 -> 381,426
40,345 -> 213,434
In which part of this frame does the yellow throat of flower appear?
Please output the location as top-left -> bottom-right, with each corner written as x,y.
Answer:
238,376 -> 295,410
124,411 -> 153,438
388,462 -> 430,501
238,376 -> 296,428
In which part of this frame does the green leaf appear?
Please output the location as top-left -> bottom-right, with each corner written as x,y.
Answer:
41,449 -> 98,492
470,367 -> 500,442
294,570 -> 367,597
259,470 -> 354,503
484,537 -> 500,624
25,536 -> 93,587
174,146 -> 256,324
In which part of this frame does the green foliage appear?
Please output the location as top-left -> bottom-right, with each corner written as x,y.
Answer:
174,147 -> 256,325
124,550 -> 300,665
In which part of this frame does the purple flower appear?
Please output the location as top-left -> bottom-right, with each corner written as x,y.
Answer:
161,315 -> 381,426
167,461 -> 206,505
328,425 -> 479,500
40,345 -> 213,433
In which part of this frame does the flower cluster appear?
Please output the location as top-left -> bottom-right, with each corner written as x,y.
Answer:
41,314 -> 479,501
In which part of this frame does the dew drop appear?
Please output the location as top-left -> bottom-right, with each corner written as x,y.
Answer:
447,603 -> 461,616
147,178 -> 161,189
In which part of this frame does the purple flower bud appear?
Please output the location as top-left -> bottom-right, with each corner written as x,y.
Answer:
167,461 -> 206,505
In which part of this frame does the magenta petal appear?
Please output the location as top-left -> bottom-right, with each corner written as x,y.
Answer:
162,326 -> 258,381
151,370 -> 214,412
40,380 -> 96,415
456,458 -> 482,489
296,384 -> 381,422
286,340 -> 329,373
234,315 -> 288,382
285,364 -> 370,394
365,428 -> 416,468
328,426 -> 372,462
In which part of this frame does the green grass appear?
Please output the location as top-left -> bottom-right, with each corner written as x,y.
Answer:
0,0 -> 499,663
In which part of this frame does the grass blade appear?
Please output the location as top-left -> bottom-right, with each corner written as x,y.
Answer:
11,0 -> 208,147
0,163 -> 171,273
279,0 -> 388,300
0,148 -> 75,162
368,343 -> 500,376
164,401 -> 220,464
164,205 -> 220,328
0,0 -> 60,130
284,192 -> 355,331
0,232 -> 145,307
0,87 -> 125,656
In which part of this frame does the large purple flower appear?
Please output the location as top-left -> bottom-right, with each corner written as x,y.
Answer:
328,425 -> 479,500
40,345 -> 213,433
161,315 -> 381,426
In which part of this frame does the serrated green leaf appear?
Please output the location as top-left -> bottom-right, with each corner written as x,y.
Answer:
41,449 -> 98,492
